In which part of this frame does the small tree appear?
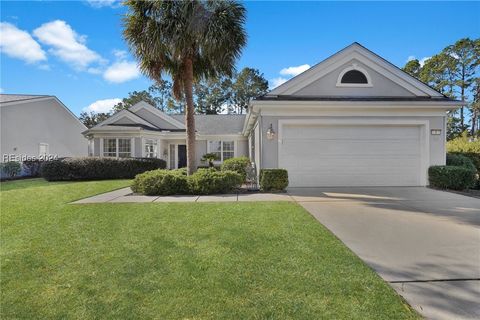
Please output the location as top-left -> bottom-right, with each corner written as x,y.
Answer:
201,153 -> 219,167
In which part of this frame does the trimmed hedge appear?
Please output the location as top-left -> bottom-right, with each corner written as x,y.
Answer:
428,166 -> 476,190
131,169 -> 188,195
131,168 -> 242,195
446,153 -> 476,171
221,156 -> 250,181
189,168 -> 243,195
259,169 -> 289,192
0,161 -> 21,178
41,157 -> 166,181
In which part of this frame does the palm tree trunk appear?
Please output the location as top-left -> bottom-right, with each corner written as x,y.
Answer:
184,58 -> 196,175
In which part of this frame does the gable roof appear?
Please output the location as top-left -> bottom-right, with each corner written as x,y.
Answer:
266,42 -> 449,99
0,93 -> 87,130
170,114 -> 246,135
129,101 -> 186,129
0,94 -> 52,104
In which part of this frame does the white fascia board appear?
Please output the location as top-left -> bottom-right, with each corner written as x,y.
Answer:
197,134 -> 247,140
251,99 -> 464,110
129,101 -> 186,129
91,109 -> 158,129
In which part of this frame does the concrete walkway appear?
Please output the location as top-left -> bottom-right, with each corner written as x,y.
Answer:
71,187 -> 293,203
290,187 -> 480,320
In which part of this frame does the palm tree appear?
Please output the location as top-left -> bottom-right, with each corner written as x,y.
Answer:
123,0 -> 247,175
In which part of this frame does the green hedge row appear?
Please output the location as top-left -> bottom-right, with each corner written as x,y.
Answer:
41,157 -> 166,181
428,165 -> 476,190
259,169 -> 289,192
131,168 -> 243,195
429,154 -> 477,190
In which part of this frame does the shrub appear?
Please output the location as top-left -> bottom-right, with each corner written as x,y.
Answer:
22,160 -> 43,177
446,132 -> 480,153
1,161 -> 21,178
221,156 -> 251,181
131,169 -> 188,195
41,157 -> 166,181
259,169 -> 289,192
428,166 -> 476,190
446,153 -> 476,171
189,168 -> 243,195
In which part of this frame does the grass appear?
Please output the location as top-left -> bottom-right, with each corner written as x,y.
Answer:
1,179 -> 419,319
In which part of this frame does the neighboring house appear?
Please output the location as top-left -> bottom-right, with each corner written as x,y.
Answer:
84,43 -> 463,187
1,94 -> 88,162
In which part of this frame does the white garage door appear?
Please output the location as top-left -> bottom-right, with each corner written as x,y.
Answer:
279,124 -> 423,187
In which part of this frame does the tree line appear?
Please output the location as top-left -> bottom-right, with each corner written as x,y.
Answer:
402,38 -> 479,139
80,67 -> 268,128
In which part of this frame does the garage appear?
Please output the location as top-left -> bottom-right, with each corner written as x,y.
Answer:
278,122 -> 426,187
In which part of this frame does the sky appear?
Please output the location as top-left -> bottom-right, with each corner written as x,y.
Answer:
1,0 -> 479,116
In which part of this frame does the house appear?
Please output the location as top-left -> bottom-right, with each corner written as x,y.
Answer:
1,94 -> 88,162
82,102 -> 248,169
84,43 -> 463,187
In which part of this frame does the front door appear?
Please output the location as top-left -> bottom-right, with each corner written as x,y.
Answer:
177,145 -> 187,168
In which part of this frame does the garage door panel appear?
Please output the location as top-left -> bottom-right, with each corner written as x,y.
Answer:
279,124 -> 423,187
282,141 -> 419,155
283,125 -> 420,140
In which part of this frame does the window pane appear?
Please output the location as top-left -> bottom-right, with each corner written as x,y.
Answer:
223,141 -> 234,151
209,141 -> 221,152
341,70 -> 368,84
223,151 -> 234,160
103,138 -> 116,157
118,139 -> 131,158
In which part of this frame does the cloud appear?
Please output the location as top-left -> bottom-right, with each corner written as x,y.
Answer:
83,98 -> 121,113
270,77 -> 288,89
103,60 -> 140,83
280,64 -> 310,77
33,20 -> 103,70
86,0 -> 120,8
406,55 -> 430,67
0,22 -> 47,63
419,57 -> 430,67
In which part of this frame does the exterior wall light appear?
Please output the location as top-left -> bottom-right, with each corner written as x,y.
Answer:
431,129 -> 442,135
266,124 -> 276,140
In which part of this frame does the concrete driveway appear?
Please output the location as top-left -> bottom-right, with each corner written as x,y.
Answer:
288,187 -> 480,320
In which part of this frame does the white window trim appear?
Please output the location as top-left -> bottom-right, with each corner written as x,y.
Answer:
336,64 -> 372,87
143,138 -> 158,158
207,140 -> 236,163
39,143 -> 49,156
101,137 -> 134,158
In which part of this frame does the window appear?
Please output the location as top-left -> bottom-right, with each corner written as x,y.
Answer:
341,70 -> 368,84
88,139 -> 94,156
118,139 -> 131,158
103,138 -> 131,158
208,140 -> 235,162
103,138 -> 117,157
336,65 -> 372,87
144,139 -> 157,158
39,143 -> 49,156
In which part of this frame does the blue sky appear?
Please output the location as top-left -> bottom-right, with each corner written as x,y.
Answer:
1,1 -> 479,116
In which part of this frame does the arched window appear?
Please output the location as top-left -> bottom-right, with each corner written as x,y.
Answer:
341,70 -> 368,84
336,65 -> 372,87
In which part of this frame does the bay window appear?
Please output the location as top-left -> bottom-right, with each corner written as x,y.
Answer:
208,140 -> 235,162
103,138 -> 132,158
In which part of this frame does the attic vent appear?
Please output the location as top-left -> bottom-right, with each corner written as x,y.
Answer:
336,65 -> 372,87
341,70 -> 368,84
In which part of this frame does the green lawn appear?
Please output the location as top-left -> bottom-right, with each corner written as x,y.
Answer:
1,179 -> 419,319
